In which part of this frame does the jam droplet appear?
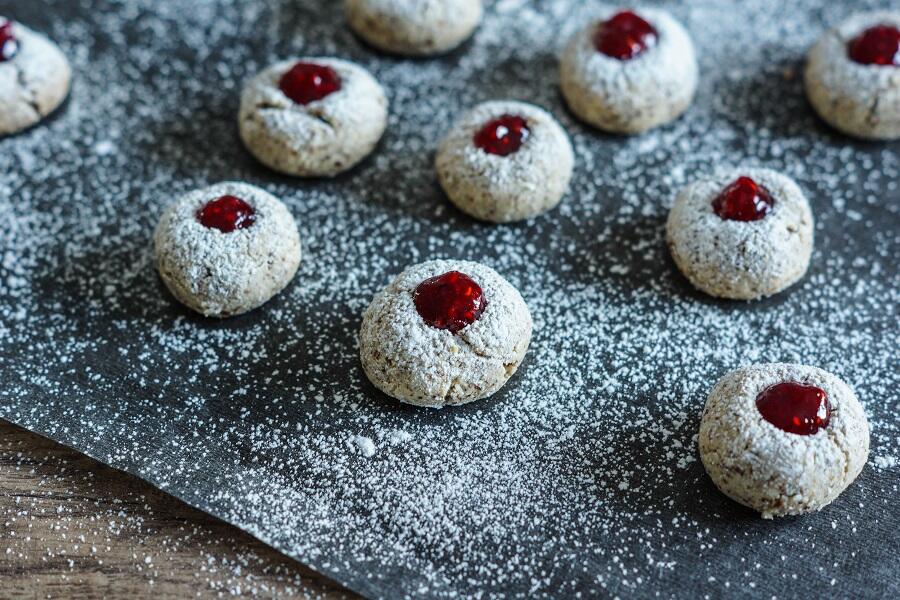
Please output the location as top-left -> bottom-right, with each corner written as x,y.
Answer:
593,10 -> 658,60
196,195 -> 256,233
0,18 -> 18,62
756,382 -> 831,435
847,24 -> 900,66
473,114 -> 530,157
278,62 -> 342,105
712,176 -> 775,222
413,271 -> 487,333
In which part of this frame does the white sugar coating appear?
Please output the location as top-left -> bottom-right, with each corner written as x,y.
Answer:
560,8 -> 698,133
666,167 -> 814,300
0,20 -> 71,135
699,363 -> 870,518
435,100 -> 574,222
0,1 -> 898,598
238,57 -> 388,177
359,259 -> 532,407
154,182 -> 301,318
804,11 -> 900,140
344,0 -> 483,56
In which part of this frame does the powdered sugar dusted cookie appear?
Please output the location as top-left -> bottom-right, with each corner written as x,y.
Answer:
239,58 -> 388,177
699,363 -> 870,518
805,11 -> 900,140
0,18 -> 71,136
435,100 -> 574,223
154,182 -> 301,318
345,0 -> 483,56
360,260 -> 532,407
666,168 -> 813,300
560,9 -> 698,134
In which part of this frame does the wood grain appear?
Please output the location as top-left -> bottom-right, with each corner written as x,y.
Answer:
0,419 -> 357,599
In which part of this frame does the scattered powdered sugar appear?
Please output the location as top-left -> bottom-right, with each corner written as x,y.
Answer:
0,1 -> 898,598
351,435 -> 377,458
873,455 -> 898,470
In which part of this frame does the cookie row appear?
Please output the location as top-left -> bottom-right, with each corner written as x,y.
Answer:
6,7 -> 899,142
150,183 -> 869,520
341,3 -> 899,141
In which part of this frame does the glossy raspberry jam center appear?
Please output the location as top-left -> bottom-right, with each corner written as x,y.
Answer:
196,195 -> 256,233
413,271 -> 487,333
594,10 -> 657,60
0,18 -> 18,62
712,176 -> 775,222
474,114 -> 530,156
279,62 -> 342,105
847,24 -> 900,66
756,382 -> 831,435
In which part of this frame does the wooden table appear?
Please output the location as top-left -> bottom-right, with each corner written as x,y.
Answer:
0,419 -> 355,599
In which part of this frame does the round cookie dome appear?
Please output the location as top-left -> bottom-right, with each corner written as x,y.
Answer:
238,58 -> 388,177
344,0 -> 483,56
805,11 -> 900,140
359,259 -> 532,407
435,100 -> 574,223
154,182 -> 302,318
560,8 -> 698,134
666,167 -> 814,300
699,363 -> 870,518
0,18 -> 71,136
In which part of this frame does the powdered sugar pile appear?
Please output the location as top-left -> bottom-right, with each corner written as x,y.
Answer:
0,1 -> 898,598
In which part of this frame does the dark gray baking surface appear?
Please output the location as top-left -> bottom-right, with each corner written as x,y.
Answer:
1,0 -> 898,598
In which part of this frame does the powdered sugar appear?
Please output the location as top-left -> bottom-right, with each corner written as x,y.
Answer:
0,1 -> 898,598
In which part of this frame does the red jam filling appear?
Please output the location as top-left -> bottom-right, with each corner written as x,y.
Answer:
847,24 -> 900,66
279,62 -> 342,105
0,18 -> 18,62
413,271 -> 487,333
712,177 -> 775,222
756,382 -> 831,435
473,114 -> 530,156
593,10 -> 657,60
196,195 -> 256,233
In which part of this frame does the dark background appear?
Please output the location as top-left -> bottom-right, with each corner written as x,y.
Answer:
1,1 -> 898,598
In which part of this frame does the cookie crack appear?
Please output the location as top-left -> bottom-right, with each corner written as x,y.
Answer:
251,101 -> 336,131
302,106 -> 336,130
13,61 -> 42,117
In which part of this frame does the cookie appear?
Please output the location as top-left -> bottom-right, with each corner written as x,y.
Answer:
0,18 -> 72,136
435,100 -> 574,223
154,182 -> 301,318
666,168 -> 814,300
345,0 -> 483,56
359,260 -> 532,407
560,9 -> 698,134
239,58 -> 388,177
699,363 -> 870,518
805,11 -> 900,140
